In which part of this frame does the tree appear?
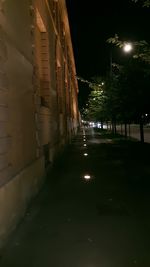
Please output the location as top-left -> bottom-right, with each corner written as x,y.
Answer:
132,0 -> 150,7
83,74 -> 124,133
83,79 -> 107,129
84,57 -> 150,142
78,55 -> 150,142
107,35 -> 150,142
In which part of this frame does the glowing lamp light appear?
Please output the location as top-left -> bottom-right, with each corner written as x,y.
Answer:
123,43 -> 133,53
84,153 -> 88,156
84,175 -> 91,180
84,144 -> 87,147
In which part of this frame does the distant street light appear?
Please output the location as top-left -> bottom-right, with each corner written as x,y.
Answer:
123,43 -> 133,53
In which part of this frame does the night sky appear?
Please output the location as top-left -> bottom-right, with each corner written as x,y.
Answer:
66,0 -> 150,108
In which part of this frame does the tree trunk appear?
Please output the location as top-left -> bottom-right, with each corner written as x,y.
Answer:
140,120 -> 144,143
101,121 -> 103,130
106,122 -> 109,130
112,121 -> 116,134
110,123 -> 112,131
128,124 -> 131,137
112,121 -> 115,134
114,121 -> 117,134
111,121 -> 114,134
124,123 -> 127,138
121,124 -> 123,134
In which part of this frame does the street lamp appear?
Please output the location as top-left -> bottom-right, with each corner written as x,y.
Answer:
123,43 -> 133,53
110,42 -> 133,76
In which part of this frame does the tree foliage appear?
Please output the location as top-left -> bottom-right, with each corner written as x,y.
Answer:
132,0 -> 150,7
82,78 -> 107,122
83,58 -> 150,128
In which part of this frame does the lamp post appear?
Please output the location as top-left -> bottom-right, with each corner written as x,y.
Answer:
123,42 -> 133,137
110,42 -> 133,76
109,42 -> 133,134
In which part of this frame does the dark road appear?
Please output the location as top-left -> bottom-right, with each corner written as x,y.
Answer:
1,129 -> 150,267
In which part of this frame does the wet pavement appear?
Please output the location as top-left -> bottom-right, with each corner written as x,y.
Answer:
1,128 -> 150,267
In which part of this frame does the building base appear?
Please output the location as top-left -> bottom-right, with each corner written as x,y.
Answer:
0,157 -> 45,249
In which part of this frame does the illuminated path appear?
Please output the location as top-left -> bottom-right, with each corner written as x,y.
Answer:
1,128 -> 150,267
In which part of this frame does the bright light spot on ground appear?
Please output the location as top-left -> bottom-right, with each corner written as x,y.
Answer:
84,175 -> 91,180
84,153 -> 88,156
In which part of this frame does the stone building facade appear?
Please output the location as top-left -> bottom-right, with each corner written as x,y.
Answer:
0,0 -> 79,248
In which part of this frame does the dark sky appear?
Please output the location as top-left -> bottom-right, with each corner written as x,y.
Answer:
66,0 -> 150,107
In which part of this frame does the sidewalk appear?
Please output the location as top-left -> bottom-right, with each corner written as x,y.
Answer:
1,128 -> 150,267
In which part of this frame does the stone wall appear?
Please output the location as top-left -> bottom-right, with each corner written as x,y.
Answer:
0,0 -> 79,248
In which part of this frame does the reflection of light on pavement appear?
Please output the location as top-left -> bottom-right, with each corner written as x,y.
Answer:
84,153 -> 88,156
84,175 -> 91,180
